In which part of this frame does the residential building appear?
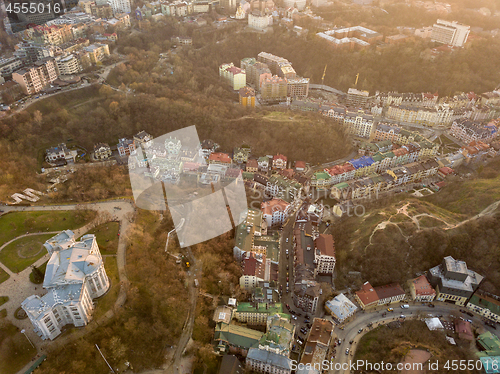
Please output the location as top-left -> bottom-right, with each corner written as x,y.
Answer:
261,314 -> 295,355
408,275 -> 436,302
21,230 -> 109,340
233,302 -> 283,325
272,154 -> 287,170
45,143 -> 77,164
261,199 -> 291,228
94,143 -> 112,160
293,282 -> 321,313
467,293 -> 500,323
240,253 -> 267,290
219,63 -> 246,90
257,52 -> 291,76
317,26 -> 381,49
343,110 -> 375,138
427,256 -> 484,306
12,58 -> 58,95
117,138 -> 136,156
134,130 -> 153,148
265,175 -> 302,203
347,88 -> 370,108
355,281 -> 406,309
55,54 -> 82,75
32,25 -> 74,46
239,86 -> 256,108
261,75 -> 287,102
324,293 -> 358,323
313,234 -> 335,275
287,77 -> 309,98
450,119 -> 498,144
258,156 -> 270,172
233,147 -> 251,164
297,318 -> 334,374
431,19 -> 470,47
109,0 -> 131,14
246,348 -> 292,374
84,44 -> 110,64
208,152 -> 232,165
0,57 -> 24,78
246,159 -> 259,173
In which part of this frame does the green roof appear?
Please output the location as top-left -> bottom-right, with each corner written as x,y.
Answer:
236,302 -> 283,314
258,156 -> 269,162
312,171 -> 330,181
234,209 -> 263,252
371,153 -> 384,162
333,182 -> 349,190
214,322 -> 264,350
382,151 -> 395,158
477,332 -> 500,357
469,295 -> 500,316
242,172 -> 254,180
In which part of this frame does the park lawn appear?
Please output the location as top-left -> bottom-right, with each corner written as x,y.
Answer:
83,222 -> 120,255
0,234 -> 55,273
0,268 -> 9,284
0,321 -> 37,374
0,210 -> 96,247
93,257 -> 120,320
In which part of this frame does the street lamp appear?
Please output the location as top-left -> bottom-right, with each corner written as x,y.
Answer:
20,329 -> 35,349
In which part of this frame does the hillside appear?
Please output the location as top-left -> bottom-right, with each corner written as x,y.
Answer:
331,169 -> 500,293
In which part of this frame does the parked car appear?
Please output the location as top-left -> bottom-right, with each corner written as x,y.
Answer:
286,238 -> 289,243
387,308 -> 394,312
345,349 -> 350,355
349,340 -> 353,344
358,329 -> 363,333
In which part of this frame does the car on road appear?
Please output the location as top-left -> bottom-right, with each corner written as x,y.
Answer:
400,315 -> 406,319
286,238 -> 289,243
387,308 -> 394,312
401,304 -> 410,309
285,248 -> 288,255
345,349 -> 349,355
286,264 -> 289,270
349,340 -> 353,344
291,315 -> 297,320
358,328 -> 363,333
428,303 -> 435,308
285,303 -> 289,310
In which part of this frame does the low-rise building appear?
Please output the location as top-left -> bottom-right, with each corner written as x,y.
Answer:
233,302 -> 284,325
94,143 -> 112,160
355,281 -> 406,309
214,322 -> 264,356
117,138 -> 136,156
450,118 -> 498,144
293,282 -> 321,314
324,293 -> 357,323
408,275 -> 436,302
467,293 -> 500,323
246,348 -> 292,374
219,63 -> 246,90
297,318 -> 334,374
45,143 -> 77,164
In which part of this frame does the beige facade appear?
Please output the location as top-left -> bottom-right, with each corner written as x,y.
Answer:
12,58 -> 58,95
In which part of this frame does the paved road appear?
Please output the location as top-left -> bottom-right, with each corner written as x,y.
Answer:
329,302 -> 491,374
0,200 -> 135,374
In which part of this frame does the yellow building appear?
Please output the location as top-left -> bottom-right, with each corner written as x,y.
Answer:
239,87 -> 255,108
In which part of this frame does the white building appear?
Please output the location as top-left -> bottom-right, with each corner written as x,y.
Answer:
248,11 -> 272,31
324,293 -> 358,323
109,0 -> 131,14
22,230 -> 110,340
313,234 -> 336,275
55,54 -> 82,75
219,62 -> 246,90
261,199 -> 291,228
431,19 -> 470,47
343,111 -> 375,138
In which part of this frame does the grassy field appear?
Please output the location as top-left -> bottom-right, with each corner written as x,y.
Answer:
0,321 -> 37,374
0,297 -> 8,307
0,210 -> 96,248
93,257 -> 119,320
0,234 -> 55,273
0,268 -> 9,284
82,222 -> 120,255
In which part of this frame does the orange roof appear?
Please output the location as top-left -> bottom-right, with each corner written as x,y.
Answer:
273,154 -> 287,161
261,199 -> 290,216
315,234 -> 335,257
393,147 -> 408,156
355,282 -> 379,307
411,275 -> 436,296
208,152 -> 231,163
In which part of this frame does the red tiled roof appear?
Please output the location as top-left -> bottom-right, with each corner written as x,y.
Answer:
374,283 -> 405,300
438,167 -> 454,175
273,154 -> 287,162
355,282 -> 379,307
314,234 -> 335,257
261,199 -> 290,216
208,152 -> 231,163
454,319 -> 473,340
295,161 -> 306,169
411,275 -> 436,296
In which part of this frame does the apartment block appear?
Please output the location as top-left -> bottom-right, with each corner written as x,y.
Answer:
109,0 -> 131,14
55,54 -> 82,75
219,63 -> 246,90
84,43 -> 110,64
431,19 -> 470,47
408,275 -> 436,302
261,75 -> 287,102
287,77 -> 309,98
239,86 -> 256,108
12,58 -> 58,95
314,234 -> 335,275
450,118 -> 498,144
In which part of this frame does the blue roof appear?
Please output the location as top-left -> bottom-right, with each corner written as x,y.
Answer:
349,156 -> 374,169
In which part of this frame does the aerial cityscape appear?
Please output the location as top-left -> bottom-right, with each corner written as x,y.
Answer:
0,0 -> 499,373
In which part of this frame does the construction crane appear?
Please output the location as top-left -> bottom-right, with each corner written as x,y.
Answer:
321,64 -> 327,87
355,73 -> 360,87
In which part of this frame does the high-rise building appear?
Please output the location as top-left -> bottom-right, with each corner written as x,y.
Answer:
109,0 -> 131,14
347,88 -> 370,108
260,75 -> 287,102
12,57 -> 58,95
431,20 -> 470,47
